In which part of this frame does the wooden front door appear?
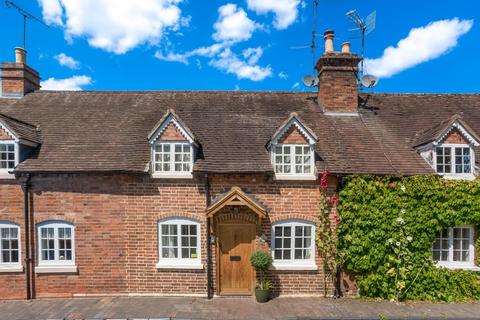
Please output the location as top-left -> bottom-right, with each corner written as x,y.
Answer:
218,224 -> 255,295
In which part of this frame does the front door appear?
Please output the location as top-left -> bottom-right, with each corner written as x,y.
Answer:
218,224 -> 255,295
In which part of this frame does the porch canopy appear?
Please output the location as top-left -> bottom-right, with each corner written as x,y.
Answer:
206,186 -> 267,224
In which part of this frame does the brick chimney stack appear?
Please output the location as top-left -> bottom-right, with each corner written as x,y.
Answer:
315,30 -> 361,114
1,48 -> 40,97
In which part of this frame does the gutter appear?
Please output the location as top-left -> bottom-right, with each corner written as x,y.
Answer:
205,173 -> 213,299
22,173 -> 32,300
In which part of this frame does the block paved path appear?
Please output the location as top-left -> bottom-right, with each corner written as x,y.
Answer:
1,296 -> 479,320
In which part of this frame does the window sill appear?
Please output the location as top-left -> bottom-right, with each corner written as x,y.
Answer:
434,263 -> 480,272
441,174 -> 475,181
156,261 -> 204,270
271,263 -> 318,271
151,173 -> 193,179
35,265 -> 78,274
274,174 -> 317,181
0,171 -> 15,180
0,265 -> 23,273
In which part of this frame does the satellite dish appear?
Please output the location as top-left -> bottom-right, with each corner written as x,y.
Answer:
360,74 -> 378,88
302,74 -> 319,87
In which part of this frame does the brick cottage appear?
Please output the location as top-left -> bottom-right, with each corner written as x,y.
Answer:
0,31 -> 478,300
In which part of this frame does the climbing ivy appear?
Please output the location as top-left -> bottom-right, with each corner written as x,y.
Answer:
337,175 -> 480,301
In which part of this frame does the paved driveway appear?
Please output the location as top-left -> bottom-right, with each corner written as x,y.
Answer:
0,296 -> 479,320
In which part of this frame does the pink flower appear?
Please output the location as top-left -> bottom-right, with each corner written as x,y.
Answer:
320,170 -> 329,189
330,194 -> 339,206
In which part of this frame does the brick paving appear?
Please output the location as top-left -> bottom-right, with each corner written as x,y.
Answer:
1,296 -> 480,320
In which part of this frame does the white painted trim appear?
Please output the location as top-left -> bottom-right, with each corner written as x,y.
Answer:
432,225 -> 475,269
157,218 -> 202,268
0,172 -> 15,179
0,141 -> 18,175
0,222 -> 22,270
271,220 -> 316,267
274,174 -> 316,181
270,117 -> 317,147
151,173 -> 193,179
323,112 -> 359,117
436,121 -> 480,147
271,144 -> 316,180
149,114 -> 195,145
156,262 -> 204,270
37,221 -> 76,267
151,141 -> 194,177
0,265 -> 23,273
35,265 -> 78,274
271,263 -> 318,271
433,144 -> 475,178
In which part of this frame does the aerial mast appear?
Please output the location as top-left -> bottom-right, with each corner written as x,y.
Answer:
5,0 -> 49,50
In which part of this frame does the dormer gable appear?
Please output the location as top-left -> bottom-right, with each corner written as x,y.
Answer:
268,113 -> 317,180
148,109 -> 197,145
148,109 -> 197,178
268,112 -> 318,148
0,113 -> 40,177
414,114 -> 479,179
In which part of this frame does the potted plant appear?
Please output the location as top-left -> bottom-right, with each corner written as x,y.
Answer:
250,250 -> 273,303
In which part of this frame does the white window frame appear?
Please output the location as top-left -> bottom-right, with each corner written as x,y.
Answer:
0,222 -> 22,272
152,141 -> 194,179
271,220 -> 317,270
432,225 -> 477,270
271,144 -> 316,180
156,217 -> 202,269
433,144 -> 475,179
0,141 -> 18,179
36,221 -> 77,273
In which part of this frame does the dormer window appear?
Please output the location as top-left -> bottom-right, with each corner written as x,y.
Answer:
435,145 -> 471,175
148,109 -> 197,179
268,113 -> 317,180
273,145 -> 313,175
414,115 -> 479,179
154,142 -> 192,173
0,142 -> 15,171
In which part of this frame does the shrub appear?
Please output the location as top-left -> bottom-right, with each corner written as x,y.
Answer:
250,251 -> 273,290
338,175 -> 480,301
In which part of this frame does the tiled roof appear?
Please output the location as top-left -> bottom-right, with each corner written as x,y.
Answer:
0,90 -> 478,175
0,113 -> 41,144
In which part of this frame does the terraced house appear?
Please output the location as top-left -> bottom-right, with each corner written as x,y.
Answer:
0,31 -> 478,300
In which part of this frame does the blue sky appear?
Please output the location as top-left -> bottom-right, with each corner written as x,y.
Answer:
0,0 -> 478,93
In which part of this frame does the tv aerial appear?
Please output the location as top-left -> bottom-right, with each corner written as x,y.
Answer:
346,9 -> 376,88
4,0 -> 49,50
291,0 -> 320,72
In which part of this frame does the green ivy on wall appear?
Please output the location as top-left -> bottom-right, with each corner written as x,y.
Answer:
337,175 -> 480,301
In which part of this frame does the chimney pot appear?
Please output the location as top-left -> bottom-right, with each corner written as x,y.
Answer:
15,47 -> 26,64
324,30 -> 335,53
341,42 -> 351,53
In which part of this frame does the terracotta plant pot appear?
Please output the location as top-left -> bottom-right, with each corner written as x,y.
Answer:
255,288 -> 270,303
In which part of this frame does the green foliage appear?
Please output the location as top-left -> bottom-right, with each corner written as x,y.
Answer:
338,176 -> 480,301
250,250 -> 273,290
250,251 -> 273,272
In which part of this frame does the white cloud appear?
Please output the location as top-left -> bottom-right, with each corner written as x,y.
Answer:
38,0 -> 63,25
247,0 -> 300,29
41,75 -> 92,90
242,47 -> 263,65
38,0 -> 185,54
365,18 -> 473,78
54,53 -> 80,69
213,3 -> 260,43
292,82 -> 300,89
154,43 -> 225,64
278,71 -> 288,79
210,48 -> 272,81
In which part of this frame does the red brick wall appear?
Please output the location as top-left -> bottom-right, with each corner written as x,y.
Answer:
1,62 -> 40,96
279,126 -> 308,144
0,127 -> 13,140
318,70 -> 358,113
158,123 -> 187,141
443,129 -> 468,144
0,173 -> 337,299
